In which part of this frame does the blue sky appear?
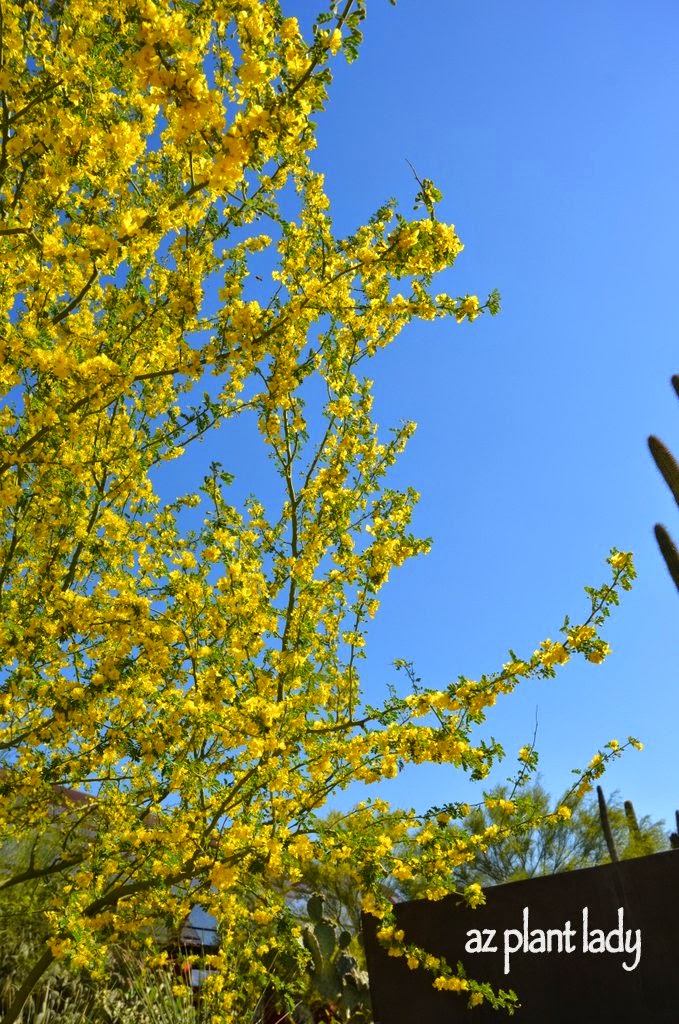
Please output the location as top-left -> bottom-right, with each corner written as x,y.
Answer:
300,0 -> 679,826
159,1 -> 678,830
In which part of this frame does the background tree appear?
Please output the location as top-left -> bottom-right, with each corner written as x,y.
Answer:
282,783 -> 666,955
419,782 -> 667,890
0,0 -> 638,1019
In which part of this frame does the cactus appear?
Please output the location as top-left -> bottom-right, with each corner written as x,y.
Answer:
300,894 -> 371,1022
670,810 -> 679,851
596,786 -> 619,862
648,375 -> 679,591
621,799 -> 657,858
648,435 -> 679,506
653,524 -> 679,592
623,800 -> 641,844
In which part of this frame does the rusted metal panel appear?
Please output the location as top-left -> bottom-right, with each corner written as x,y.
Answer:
362,850 -> 679,1023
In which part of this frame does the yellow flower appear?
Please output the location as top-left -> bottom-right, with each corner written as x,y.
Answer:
464,882 -> 485,908
610,551 -> 632,570
211,863 -> 237,889
537,639 -> 569,668
328,28 -> 342,54
503,659 -> 530,676
455,295 -> 480,322
586,643 -> 611,664
568,624 -> 595,649
433,975 -> 468,991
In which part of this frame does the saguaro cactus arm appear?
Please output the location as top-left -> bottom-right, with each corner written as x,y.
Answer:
648,375 -> 679,591
597,785 -> 619,863
653,524 -> 679,592
648,436 -> 679,506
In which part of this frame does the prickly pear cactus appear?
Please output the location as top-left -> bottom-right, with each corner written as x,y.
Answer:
300,894 -> 372,1022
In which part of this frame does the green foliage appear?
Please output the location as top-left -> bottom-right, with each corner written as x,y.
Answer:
0,839 -> 209,1024
315,1 -> 366,63
0,937 -> 207,1024
422,783 -> 667,891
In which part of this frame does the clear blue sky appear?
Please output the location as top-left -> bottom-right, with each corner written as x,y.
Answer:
161,1 -> 679,828
307,0 -> 679,827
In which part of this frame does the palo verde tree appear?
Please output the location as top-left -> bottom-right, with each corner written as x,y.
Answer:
0,0 -> 639,1019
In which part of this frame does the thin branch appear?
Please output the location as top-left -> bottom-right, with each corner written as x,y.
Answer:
0,853 -> 86,892
288,0 -> 357,99
50,263 -> 99,326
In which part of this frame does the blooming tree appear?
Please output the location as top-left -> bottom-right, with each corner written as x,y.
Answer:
0,0 -> 638,1019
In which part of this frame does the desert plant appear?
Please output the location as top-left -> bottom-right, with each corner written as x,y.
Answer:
299,894 -> 371,1023
648,374 -> 679,590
